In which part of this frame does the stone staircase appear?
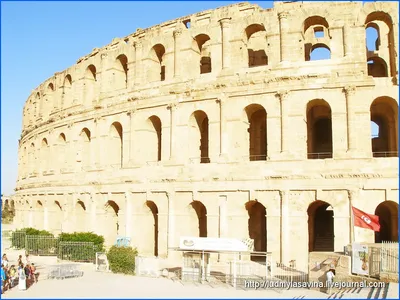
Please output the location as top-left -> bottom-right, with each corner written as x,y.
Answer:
314,236 -> 334,252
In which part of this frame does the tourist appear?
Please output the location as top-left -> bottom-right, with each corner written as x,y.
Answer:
1,254 -> 9,269
25,254 -> 30,265
18,263 -> 26,291
30,263 -> 38,283
17,255 -> 23,265
8,265 -> 17,288
1,264 -> 6,294
326,268 -> 335,294
24,264 -> 31,286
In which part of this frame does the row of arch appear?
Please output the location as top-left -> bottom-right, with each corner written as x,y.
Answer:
20,95 -> 398,177
14,198 -> 399,260
24,11 -> 397,122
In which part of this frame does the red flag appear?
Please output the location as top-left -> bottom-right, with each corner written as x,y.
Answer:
352,206 -> 380,232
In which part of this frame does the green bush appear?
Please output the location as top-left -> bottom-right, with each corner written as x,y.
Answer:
107,246 -> 138,275
58,232 -> 105,252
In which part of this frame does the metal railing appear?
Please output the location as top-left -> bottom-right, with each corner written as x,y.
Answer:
380,241 -> 399,274
307,152 -> 333,159
373,151 -> 398,158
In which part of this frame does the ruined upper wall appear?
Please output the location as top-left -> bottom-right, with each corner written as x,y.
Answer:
21,1 -> 398,135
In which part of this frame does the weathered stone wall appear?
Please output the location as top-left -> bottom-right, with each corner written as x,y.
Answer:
12,1 -> 399,269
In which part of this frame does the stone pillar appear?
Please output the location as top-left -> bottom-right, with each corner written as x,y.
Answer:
43,204 -> 49,230
167,103 -> 178,161
90,193 -> 97,232
343,25 -> 353,57
28,209 -> 34,227
125,192 -> 133,238
219,18 -> 231,70
133,41 -> 142,86
127,109 -> 136,165
167,191 -> 175,258
217,98 -> 228,160
277,91 -> 289,153
344,86 -> 357,152
218,196 -> 227,237
280,190 -> 289,263
278,12 -> 290,62
173,29 -> 183,79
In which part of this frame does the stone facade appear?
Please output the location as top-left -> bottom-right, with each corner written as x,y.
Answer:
11,1 -> 399,269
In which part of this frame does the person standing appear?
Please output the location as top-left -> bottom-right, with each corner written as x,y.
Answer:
18,264 -> 26,291
326,268 -> 335,294
1,264 -> 6,294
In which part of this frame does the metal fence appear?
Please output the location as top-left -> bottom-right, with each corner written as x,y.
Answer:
9,232 -> 97,263
58,241 -> 96,262
380,241 -> 398,274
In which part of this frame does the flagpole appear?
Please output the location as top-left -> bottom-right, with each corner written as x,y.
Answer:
349,190 -> 355,244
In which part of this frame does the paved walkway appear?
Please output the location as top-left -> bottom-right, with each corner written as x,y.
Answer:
2,262 -> 398,299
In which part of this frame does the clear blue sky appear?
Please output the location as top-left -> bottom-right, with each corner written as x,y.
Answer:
1,1 -> 274,195
1,1 -> 376,196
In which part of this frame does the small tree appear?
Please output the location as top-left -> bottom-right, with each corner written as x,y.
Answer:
107,246 -> 138,275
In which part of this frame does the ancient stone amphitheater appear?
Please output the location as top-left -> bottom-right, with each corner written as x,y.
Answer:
11,1 -> 399,267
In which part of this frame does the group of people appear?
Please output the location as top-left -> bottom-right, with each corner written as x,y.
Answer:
1,253 -> 38,294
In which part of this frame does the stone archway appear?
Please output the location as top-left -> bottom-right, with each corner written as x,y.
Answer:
146,201 -> 159,257
104,200 -> 119,245
246,201 -> 266,261
308,200 -> 334,252
375,201 -> 399,242
190,201 -> 207,238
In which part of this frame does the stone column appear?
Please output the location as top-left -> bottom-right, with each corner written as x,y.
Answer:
280,190 -> 289,263
343,25 -> 353,57
133,41 -> 142,86
344,86 -> 357,152
278,12 -> 290,62
219,18 -> 231,70
173,29 -> 183,79
277,91 -> 289,153
43,198 -> 49,230
90,193 -> 97,232
216,98 -> 228,160
167,191 -> 175,258
125,192 -> 132,238
218,196 -> 227,238
167,103 -> 178,161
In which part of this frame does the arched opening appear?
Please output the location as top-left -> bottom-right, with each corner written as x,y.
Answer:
146,201 -> 159,257
366,24 -> 380,51
115,54 -> 128,89
84,65 -> 97,107
145,116 -> 162,162
57,133 -> 67,168
307,99 -> 333,159
189,110 -> 209,163
370,97 -> 398,157
246,201 -> 266,261
149,44 -> 166,82
245,24 -> 268,67
75,200 -> 86,232
190,201 -> 207,238
41,138 -> 49,173
79,128 -> 91,169
45,83 -> 54,114
245,104 -> 267,161
375,201 -> 398,243
51,201 -> 63,233
104,200 -> 119,244
62,74 -> 72,109
194,34 -> 212,74
365,12 -> 396,77
109,122 -> 123,167
367,57 -> 388,77
35,200 -> 44,229
308,201 -> 334,252
308,44 -> 331,61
